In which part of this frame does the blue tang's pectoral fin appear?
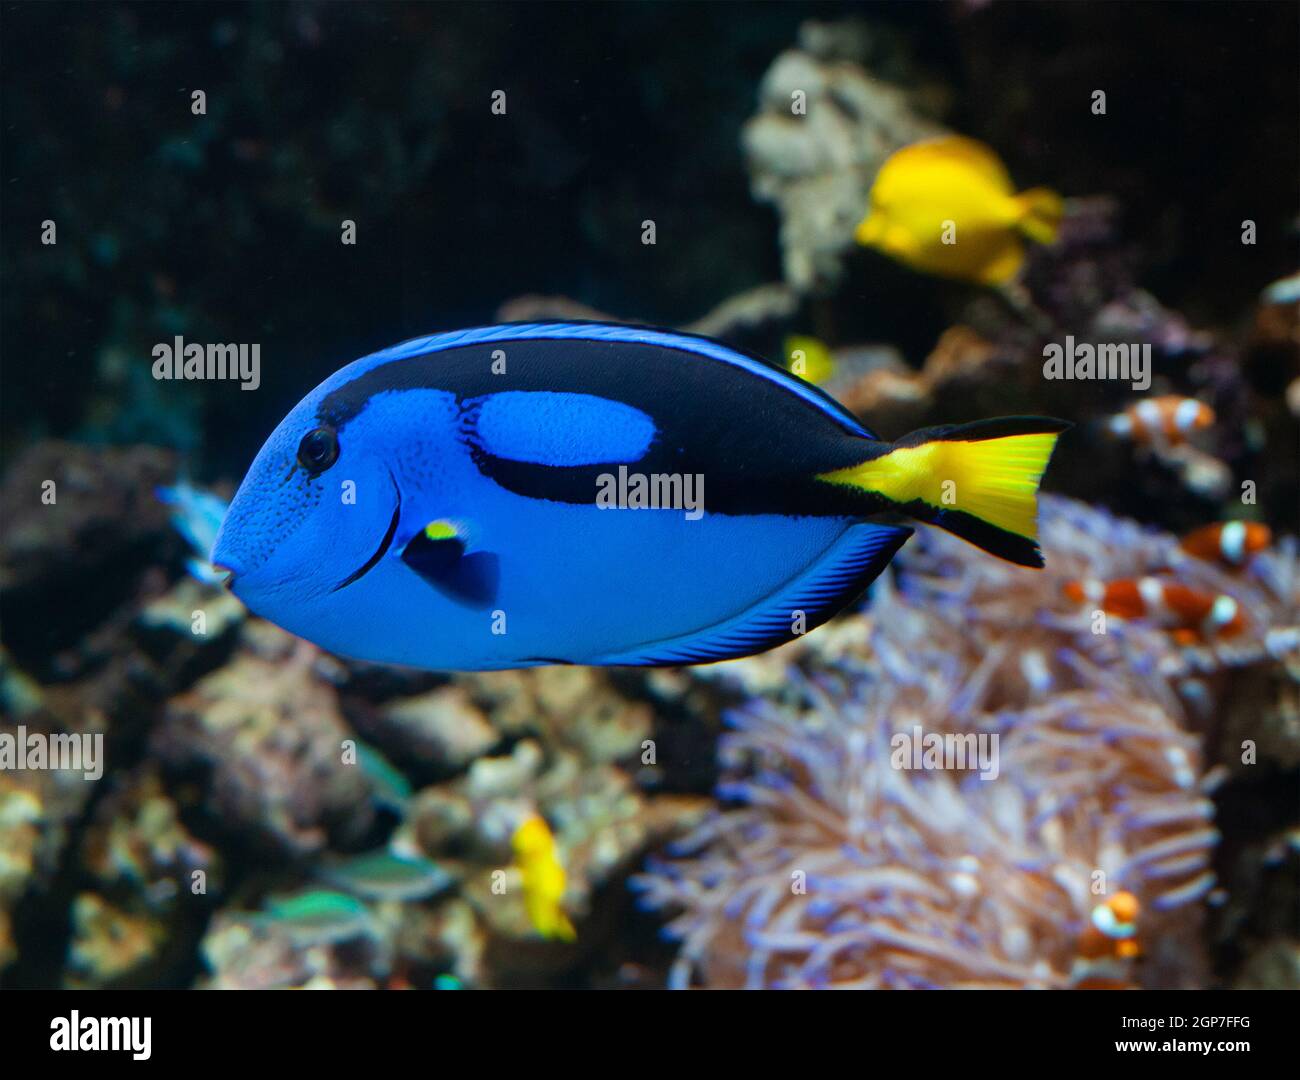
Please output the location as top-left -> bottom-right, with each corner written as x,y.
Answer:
401,520 -> 500,609
597,521 -> 914,667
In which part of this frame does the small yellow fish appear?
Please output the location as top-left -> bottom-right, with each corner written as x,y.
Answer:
784,335 -> 835,385
855,135 -> 1063,285
511,814 -> 576,942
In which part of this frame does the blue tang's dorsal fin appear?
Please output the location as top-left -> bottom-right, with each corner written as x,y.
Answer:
341,322 -> 875,439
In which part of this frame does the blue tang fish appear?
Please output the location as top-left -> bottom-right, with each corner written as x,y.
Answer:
212,323 -> 1067,670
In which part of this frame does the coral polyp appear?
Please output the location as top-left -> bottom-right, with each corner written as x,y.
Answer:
638,665 -> 1215,989
637,495 -> 1299,989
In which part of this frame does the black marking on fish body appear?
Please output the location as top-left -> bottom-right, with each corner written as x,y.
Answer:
318,324 -> 867,430
401,531 -> 500,608
318,335 -> 890,519
333,496 -> 402,592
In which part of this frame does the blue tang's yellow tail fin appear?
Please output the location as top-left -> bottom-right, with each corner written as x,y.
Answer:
818,417 -> 1069,567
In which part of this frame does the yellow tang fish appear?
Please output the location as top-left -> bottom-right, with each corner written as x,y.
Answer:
855,135 -> 1063,286
784,334 -> 836,385
511,814 -> 576,942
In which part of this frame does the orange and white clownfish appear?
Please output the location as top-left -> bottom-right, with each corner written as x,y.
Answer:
1071,891 -> 1142,989
1179,520 -> 1272,567
1106,395 -> 1214,447
1063,576 -> 1244,644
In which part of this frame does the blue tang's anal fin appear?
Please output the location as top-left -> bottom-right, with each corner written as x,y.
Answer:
401,520 -> 500,609
598,521 -> 913,667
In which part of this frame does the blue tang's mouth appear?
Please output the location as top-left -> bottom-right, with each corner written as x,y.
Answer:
331,473 -> 402,593
330,496 -> 400,592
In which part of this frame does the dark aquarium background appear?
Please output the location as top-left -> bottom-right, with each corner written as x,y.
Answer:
1,1 -> 1297,991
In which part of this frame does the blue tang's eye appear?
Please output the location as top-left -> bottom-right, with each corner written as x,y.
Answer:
297,426 -> 339,473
